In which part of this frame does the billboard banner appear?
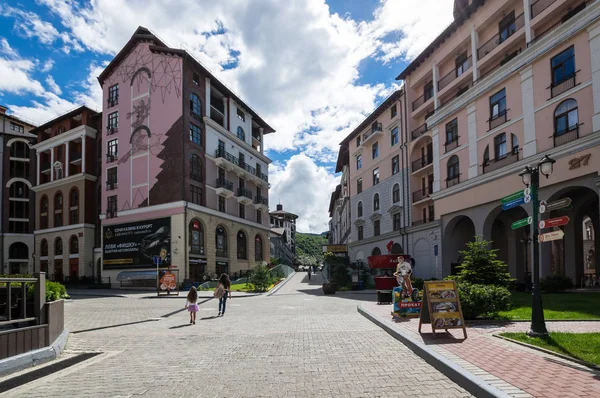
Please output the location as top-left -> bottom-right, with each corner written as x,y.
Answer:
103,218 -> 171,269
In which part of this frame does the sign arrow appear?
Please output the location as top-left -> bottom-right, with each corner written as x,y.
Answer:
539,216 -> 570,229
502,195 -> 531,210
511,216 -> 532,230
538,229 -> 565,243
501,189 -> 528,204
539,197 -> 572,214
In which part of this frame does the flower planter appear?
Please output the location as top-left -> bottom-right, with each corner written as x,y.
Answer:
322,283 -> 337,295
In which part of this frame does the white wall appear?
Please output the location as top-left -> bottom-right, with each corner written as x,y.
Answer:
205,123 -> 268,173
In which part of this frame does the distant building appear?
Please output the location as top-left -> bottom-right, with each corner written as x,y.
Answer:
328,147 -> 351,245
270,204 -> 298,263
270,227 -> 294,266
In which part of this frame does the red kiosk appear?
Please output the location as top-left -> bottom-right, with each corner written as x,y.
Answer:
368,254 -> 411,304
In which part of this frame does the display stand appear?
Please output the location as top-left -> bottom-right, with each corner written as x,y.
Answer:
418,280 -> 466,339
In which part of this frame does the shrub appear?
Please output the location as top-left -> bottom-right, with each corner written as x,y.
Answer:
456,283 -> 511,320
249,265 -> 272,292
324,252 -> 351,288
540,275 -> 573,293
26,280 -> 69,302
451,237 -> 514,288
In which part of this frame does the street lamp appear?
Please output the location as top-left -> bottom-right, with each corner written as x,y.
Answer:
518,154 -> 555,337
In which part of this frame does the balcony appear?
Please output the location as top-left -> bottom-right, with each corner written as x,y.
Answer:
411,154 -> 433,172
549,72 -> 578,98
488,110 -> 508,131
214,149 -> 268,186
215,178 -> 234,197
361,123 -> 383,145
446,176 -> 460,188
106,153 -> 118,163
107,127 -> 118,136
237,187 -> 253,205
477,13 -> 525,60
411,123 -> 428,141
531,0 -> 558,18
254,195 -> 269,210
70,152 -> 82,164
412,92 -> 433,112
412,187 -> 432,203
106,182 -> 118,191
106,211 -> 118,219
530,2 -> 587,45
482,150 -> 519,174
444,137 -> 459,153
553,124 -> 579,147
107,96 -> 119,108
41,162 -> 51,174
438,56 -> 472,92
240,162 -> 256,176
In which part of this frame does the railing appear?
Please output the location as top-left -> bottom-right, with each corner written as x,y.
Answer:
215,149 -> 239,166
412,154 -> 433,171
411,123 -> 428,140
106,153 -> 118,163
362,123 -> 383,142
0,276 -> 42,326
477,13 -> 525,60
216,178 -> 234,191
107,127 -> 118,135
412,92 -> 432,111
444,136 -> 459,153
106,211 -> 118,219
107,96 -> 119,107
550,72 -> 578,98
412,187 -> 431,203
483,150 -> 519,174
553,125 -> 579,147
240,162 -> 256,176
70,152 -> 82,162
259,172 -> 269,183
438,56 -> 472,92
446,176 -> 461,188
255,195 -> 268,205
106,181 -> 118,190
531,0 -> 557,18
237,187 -> 253,200
489,110 -> 508,130
210,98 -> 225,114
41,162 -> 51,171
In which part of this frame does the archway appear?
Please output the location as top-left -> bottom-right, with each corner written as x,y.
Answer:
8,242 -> 28,274
413,239 -> 434,279
443,215 -> 475,275
371,247 -> 381,256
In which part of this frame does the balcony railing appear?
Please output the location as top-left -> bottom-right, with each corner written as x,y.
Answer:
482,150 -> 519,174
411,123 -> 428,140
240,162 -> 256,176
41,162 -> 51,171
412,92 -> 433,111
550,72 -> 578,98
107,96 -> 119,108
412,217 -> 434,226
412,186 -> 432,203
237,187 -> 253,200
106,153 -> 118,163
477,13 -> 525,60
444,137 -> 459,153
106,182 -> 118,191
210,98 -> 225,115
531,0 -> 558,18
553,125 -> 579,147
488,110 -> 508,130
107,127 -> 118,135
446,176 -> 460,188
216,178 -> 234,191
255,195 -> 268,206
362,123 -> 383,142
412,153 -> 433,172
259,172 -> 269,183
215,149 -> 239,167
438,56 -> 472,92
70,152 -> 82,162
106,211 -> 118,219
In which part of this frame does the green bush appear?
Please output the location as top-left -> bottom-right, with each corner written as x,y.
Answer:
26,280 -> 69,302
324,252 -> 351,288
249,265 -> 272,292
540,275 -> 573,293
457,283 -> 511,320
451,237 -> 514,289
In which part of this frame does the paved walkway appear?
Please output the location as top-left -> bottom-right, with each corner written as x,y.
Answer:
362,302 -> 600,398
4,272 -> 471,397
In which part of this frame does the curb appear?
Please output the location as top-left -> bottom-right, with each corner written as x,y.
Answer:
266,272 -> 297,296
0,329 -> 69,378
358,304 -> 511,398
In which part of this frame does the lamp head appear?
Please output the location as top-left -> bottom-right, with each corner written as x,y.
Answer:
519,166 -> 533,186
539,154 -> 556,178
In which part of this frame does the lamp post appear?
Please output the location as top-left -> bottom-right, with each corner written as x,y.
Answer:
518,155 -> 555,337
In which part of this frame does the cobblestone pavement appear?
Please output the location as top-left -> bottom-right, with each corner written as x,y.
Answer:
364,302 -> 600,398
6,273 -> 471,398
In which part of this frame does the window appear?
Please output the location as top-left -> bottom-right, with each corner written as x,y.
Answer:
107,139 -> 118,158
54,191 -> 63,227
494,133 -> 507,159
551,46 -> 575,86
445,119 -> 458,144
40,195 -> 48,229
107,167 -> 118,188
254,235 -> 263,261
237,231 -> 247,259
9,181 -> 28,198
69,188 -> 79,224
54,238 -> 63,255
391,127 -> 399,146
190,219 -> 204,255
490,89 -> 506,119
373,193 -> 380,211
372,142 -> 379,159
237,108 -> 245,122
554,99 -> 578,136
391,104 -> 397,117
511,134 -> 519,154
108,84 -> 119,106
237,126 -> 245,141
41,239 -> 48,256
374,220 -> 381,236
356,154 -> 362,170
218,195 -> 226,212
358,225 -> 364,240
216,226 -> 227,257
447,155 -> 460,180
10,141 -> 29,158
192,73 -> 200,85
256,209 -> 262,224
190,93 -> 202,118
190,154 -> 202,182
70,236 -> 79,254
392,155 -> 399,175
108,111 -> 118,130
10,122 -> 24,133
357,178 -> 362,194
239,203 -> 245,219
107,195 -> 117,214
424,81 -> 433,101
357,201 -> 363,218
428,205 -> 435,221
190,185 -> 202,205
498,11 -> 516,44
393,213 -> 401,231
483,145 -> 490,165
455,52 -> 468,77
372,168 -> 379,185
356,135 -> 362,147
392,183 -> 400,203
190,123 -> 202,146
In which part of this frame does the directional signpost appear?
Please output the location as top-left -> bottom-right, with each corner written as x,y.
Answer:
539,198 -> 572,214
538,230 -> 565,243
539,216 -> 570,229
502,189 -> 532,210
511,216 -> 533,230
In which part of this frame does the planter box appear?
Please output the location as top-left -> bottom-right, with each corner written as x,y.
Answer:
323,283 -> 337,295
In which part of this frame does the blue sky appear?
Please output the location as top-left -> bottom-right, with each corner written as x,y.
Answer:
0,0 -> 454,233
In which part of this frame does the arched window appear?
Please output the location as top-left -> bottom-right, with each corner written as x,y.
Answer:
511,134 -> 519,154
357,201 -> 363,218
190,93 -> 202,118
69,188 -> 79,224
373,193 -> 380,211
216,225 -> 227,257
237,230 -> 247,259
554,99 -> 578,136
371,247 -> 381,256
255,235 -> 263,261
190,154 -> 202,182
54,237 -> 63,255
40,239 -> 48,256
392,183 -> 400,203
54,191 -> 63,227
9,181 -> 28,199
40,195 -> 49,229
10,141 -> 29,158
237,126 -> 245,141
9,242 -> 28,259
189,219 -> 204,255
70,235 -> 79,254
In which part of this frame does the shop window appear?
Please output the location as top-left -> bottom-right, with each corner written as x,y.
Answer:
216,225 -> 227,257
255,235 -> 263,261
189,219 -> 204,255
237,230 -> 247,259
70,235 -> 79,254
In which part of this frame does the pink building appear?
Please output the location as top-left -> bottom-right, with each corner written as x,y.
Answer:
98,27 -> 274,286
397,0 -> 600,285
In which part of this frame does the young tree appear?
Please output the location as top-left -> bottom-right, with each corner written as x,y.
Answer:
454,236 -> 514,288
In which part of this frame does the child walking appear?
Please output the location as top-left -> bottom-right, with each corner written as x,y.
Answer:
185,286 -> 199,324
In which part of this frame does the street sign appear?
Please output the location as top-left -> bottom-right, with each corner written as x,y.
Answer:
511,216 -> 532,230
501,189 -> 528,204
153,255 -> 162,265
539,216 -> 570,229
538,230 -> 565,243
539,197 -> 572,214
502,194 -> 531,210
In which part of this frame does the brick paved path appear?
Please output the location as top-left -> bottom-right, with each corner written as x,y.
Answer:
6,273 -> 470,397
364,302 -> 600,398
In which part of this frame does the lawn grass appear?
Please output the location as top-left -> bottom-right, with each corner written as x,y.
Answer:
498,292 -> 600,320
199,281 -> 276,293
500,332 -> 600,366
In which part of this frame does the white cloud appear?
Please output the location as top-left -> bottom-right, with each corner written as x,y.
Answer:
0,37 -> 45,95
45,75 -> 62,95
269,154 -> 339,233
41,59 -> 54,72
0,37 -> 17,58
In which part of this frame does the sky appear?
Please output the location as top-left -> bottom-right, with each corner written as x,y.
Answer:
0,0 -> 455,233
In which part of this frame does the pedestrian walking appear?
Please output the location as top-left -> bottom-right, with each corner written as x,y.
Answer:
308,266 -> 312,281
185,286 -> 199,325
215,273 -> 232,316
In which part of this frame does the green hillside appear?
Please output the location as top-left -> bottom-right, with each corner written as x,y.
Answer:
296,232 -> 327,260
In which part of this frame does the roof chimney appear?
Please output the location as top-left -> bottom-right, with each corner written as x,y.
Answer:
276,204 -> 283,211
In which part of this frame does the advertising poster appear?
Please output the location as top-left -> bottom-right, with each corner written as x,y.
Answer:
418,280 -> 467,339
103,218 -> 171,269
159,270 -> 177,291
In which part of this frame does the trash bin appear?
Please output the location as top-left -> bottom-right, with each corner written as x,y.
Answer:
358,280 -> 364,290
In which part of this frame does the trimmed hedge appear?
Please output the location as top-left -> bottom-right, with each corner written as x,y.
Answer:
457,283 -> 511,320
540,275 -> 573,293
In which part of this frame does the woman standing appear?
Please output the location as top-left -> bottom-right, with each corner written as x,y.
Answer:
215,273 -> 232,316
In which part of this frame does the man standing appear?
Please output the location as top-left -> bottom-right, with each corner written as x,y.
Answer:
308,265 -> 312,281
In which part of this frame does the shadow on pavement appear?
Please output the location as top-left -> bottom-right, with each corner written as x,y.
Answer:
421,333 -> 468,345
200,316 -> 218,321
293,288 -> 377,303
169,324 -> 192,329
71,319 -> 159,334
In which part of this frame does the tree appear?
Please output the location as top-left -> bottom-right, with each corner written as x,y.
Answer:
452,236 -> 514,288
324,252 -> 351,288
